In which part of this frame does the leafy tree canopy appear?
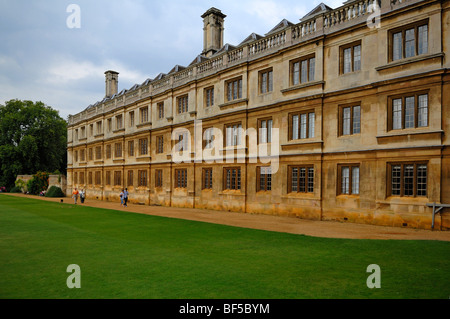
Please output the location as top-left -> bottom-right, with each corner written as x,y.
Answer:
0,99 -> 67,190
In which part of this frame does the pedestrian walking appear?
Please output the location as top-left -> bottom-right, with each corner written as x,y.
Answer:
80,189 -> 85,204
123,188 -> 129,207
72,188 -> 79,205
119,189 -> 124,206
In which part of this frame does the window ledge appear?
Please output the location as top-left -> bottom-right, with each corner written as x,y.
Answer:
218,98 -> 248,110
281,81 -> 325,94
113,128 -> 125,133
94,133 -> 104,138
376,130 -> 443,142
375,53 -> 444,71
281,140 -> 323,151
136,122 -> 152,128
218,191 -> 245,196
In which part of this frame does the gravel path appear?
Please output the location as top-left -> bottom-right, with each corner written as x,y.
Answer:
4,193 -> 450,241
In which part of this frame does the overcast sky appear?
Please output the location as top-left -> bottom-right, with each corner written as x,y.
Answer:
0,0 -> 344,120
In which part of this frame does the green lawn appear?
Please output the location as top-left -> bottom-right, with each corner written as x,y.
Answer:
0,194 -> 449,299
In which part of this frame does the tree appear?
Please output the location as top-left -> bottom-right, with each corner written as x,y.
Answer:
0,100 -> 67,190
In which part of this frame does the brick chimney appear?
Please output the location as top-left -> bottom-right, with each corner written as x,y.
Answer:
105,70 -> 119,98
201,8 -> 226,58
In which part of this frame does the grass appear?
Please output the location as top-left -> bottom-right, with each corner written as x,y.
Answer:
0,194 -> 449,299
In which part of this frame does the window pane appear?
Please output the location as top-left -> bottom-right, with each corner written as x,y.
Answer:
344,47 -> 352,73
417,165 -> 427,196
292,115 -> 299,140
293,62 -> 300,85
352,166 -> 360,195
291,168 -> 298,192
418,25 -> 428,55
342,167 -> 350,194
405,28 -> 415,58
260,120 -> 267,144
301,60 -> 308,83
353,106 -> 361,134
307,168 -> 314,193
308,113 -> 315,138
393,99 -> 402,130
343,107 -> 351,135
267,120 -> 273,143
418,94 -> 428,127
393,32 -> 403,61
404,96 -> 415,129
268,71 -> 273,92
309,58 -> 315,81
266,167 -> 272,191
353,45 -> 361,71
261,72 -> 267,93
300,114 -> 307,139
299,168 -> 306,192
404,165 -> 414,196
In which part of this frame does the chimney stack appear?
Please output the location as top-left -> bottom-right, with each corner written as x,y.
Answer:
201,8 -> 226,58
105,70 -> 119,98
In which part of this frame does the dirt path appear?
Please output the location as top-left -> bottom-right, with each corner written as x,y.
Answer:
3,193 -> 450,241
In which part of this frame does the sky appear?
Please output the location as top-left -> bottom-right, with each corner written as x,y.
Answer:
0,0 -> 345,120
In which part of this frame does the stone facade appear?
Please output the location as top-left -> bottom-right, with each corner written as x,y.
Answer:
67,0 -> 450,230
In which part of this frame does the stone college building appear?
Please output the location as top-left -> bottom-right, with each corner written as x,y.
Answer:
67,0 -> 450,230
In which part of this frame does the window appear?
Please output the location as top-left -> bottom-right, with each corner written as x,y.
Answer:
80,127 -> 86,139
391,22 -> 428,61
88,172 -> 93,185
114,143 -> 122,158
290,111 -> 315,140
292,55 -> 315,85
139,138 -> 148,155
106,145 -> 111,159
140,107 -> 149,124
95,146 -> 102,160
205,87 -> 214,107
107,118 -> 112,132
129,111 -> 135,127
177,95 -> 189,114
106,171 -> 111,186
89,124 -> 94,137
289,166 -> 314,193
138,170 -> 147,187
96,121 -> 102,135
341,42 -> 361,74
156,136 -> 164,154
257,167 -> 272,191
75,129 -> 78,141
389,163 -> 427,197
177,132 -> 189,152
224,167 -> 241,190
80,149 -> 85,162
202,168 -> 213,190
258,118 -> 273,144
116,115 -> 123,130
95,171 -> 101,185
339,105 -> 361,136
226,78 -> 243,101
155,169 -> 163,188
260,69 -> 273,93
79,172 -> 85,185
158,102 -> 164,119
338,164 -> 360,195
74,150 -> 78,162
88,148 -> 93,161
73,172 -> 77,184
114,171 -> 121,186
203,128 -> 214,149
175,169 -> 188,188
225,123 -> 243,147
127,170 -> 133,187
389,93 -> 428,130
128,141 -> 134,157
